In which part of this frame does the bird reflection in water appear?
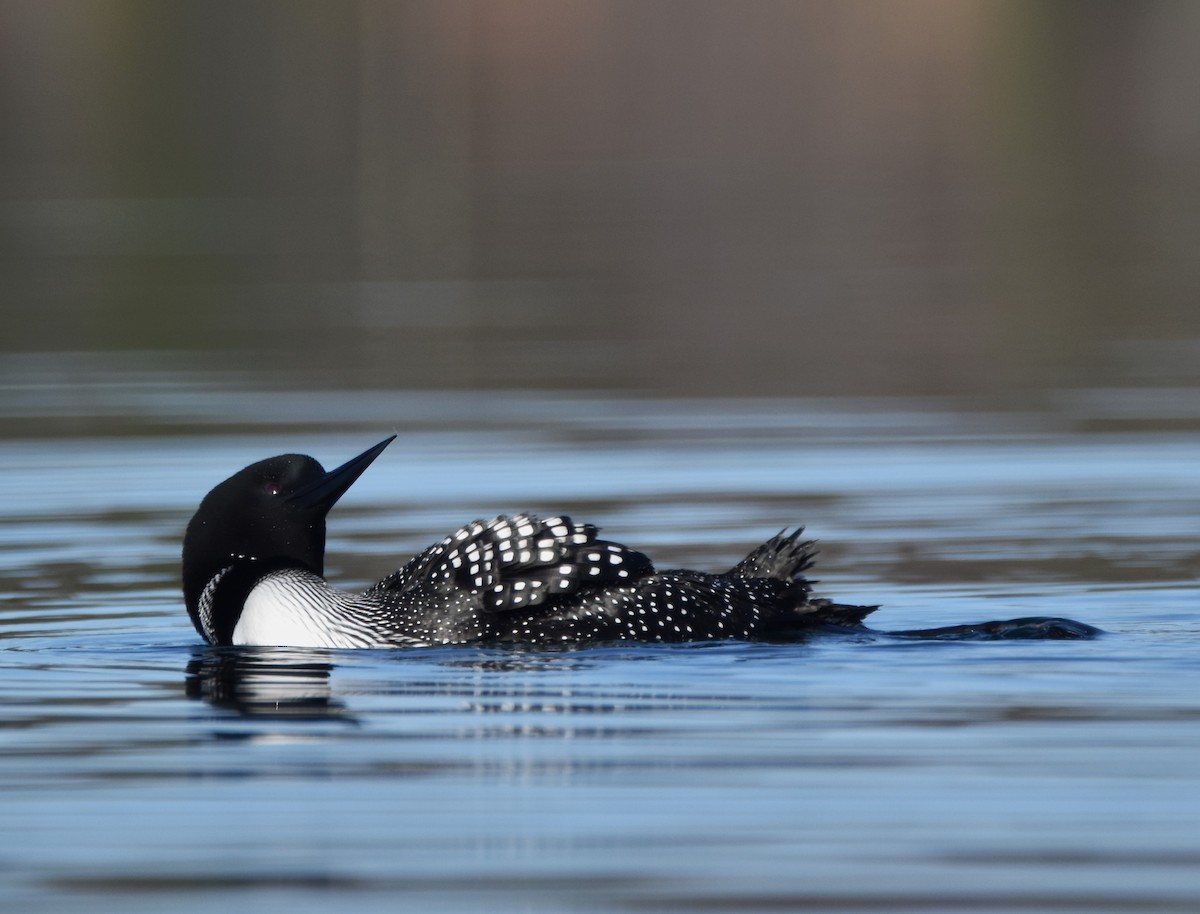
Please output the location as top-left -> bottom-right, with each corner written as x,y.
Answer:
184,644 -> 739,740
185,647 -> 352,720
182,645 -> 593,722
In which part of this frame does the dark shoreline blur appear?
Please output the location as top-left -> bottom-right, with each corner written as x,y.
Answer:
4,3 -> 1200,400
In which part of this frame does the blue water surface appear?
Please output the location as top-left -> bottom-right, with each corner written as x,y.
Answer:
2,391 -> 1198,914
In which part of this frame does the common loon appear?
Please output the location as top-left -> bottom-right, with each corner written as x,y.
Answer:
182,437 -> 1100,648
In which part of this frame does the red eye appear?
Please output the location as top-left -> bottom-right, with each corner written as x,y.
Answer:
263,481 -> 282,496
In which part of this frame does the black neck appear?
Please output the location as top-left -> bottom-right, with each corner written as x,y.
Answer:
192,557 -> 315,645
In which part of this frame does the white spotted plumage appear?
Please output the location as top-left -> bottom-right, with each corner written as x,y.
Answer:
203,510 -> 872,648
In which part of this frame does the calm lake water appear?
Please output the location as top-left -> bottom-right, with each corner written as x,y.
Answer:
2,388 -> 1199,913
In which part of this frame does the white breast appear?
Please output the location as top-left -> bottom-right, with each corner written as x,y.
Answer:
231,573 -> 381,649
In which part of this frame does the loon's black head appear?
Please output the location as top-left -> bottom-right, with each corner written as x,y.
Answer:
182,436 -> 394,642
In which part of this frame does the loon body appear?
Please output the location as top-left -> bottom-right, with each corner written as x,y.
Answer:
182,437 -> 1099,648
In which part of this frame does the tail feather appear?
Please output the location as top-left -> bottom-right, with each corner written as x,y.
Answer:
730,528 -> 817,583
807,598 -> 879,628
758,597 -> 879,640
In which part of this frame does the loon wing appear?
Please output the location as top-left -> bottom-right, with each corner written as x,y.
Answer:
368,514 -> 654,612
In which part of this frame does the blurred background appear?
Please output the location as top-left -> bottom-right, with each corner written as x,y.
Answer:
2,0 -> 1200,411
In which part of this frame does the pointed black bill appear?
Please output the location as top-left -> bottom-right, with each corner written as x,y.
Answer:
285,435 -> 396,512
